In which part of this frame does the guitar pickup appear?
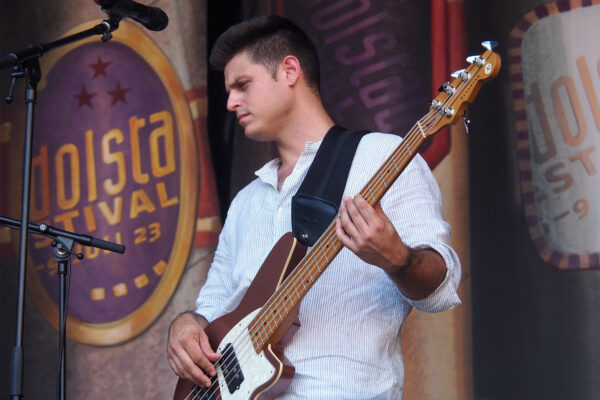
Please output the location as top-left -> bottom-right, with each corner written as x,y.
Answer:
221,343 -> 245,394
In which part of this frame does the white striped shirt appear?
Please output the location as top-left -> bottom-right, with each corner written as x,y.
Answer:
196,132 -> 461,399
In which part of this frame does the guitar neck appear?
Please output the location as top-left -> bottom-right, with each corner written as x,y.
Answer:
247,45 -> 501,352
247,112 -> 436,352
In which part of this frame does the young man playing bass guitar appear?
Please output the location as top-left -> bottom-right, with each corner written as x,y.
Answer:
167,15 -> 461,400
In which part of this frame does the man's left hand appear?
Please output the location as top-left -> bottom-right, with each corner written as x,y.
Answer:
336,195 -> 410,271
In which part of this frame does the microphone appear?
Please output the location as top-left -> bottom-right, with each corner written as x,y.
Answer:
94,0 -> 168,31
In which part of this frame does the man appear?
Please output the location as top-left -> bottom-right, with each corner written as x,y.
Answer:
168,15 -> 461,399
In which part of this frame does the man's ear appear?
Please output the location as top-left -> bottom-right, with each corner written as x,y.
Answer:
281,55 -> 301,86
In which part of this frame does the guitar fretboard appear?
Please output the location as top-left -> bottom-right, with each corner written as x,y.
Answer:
245,46 -> 500,352
247,112 -> 436,353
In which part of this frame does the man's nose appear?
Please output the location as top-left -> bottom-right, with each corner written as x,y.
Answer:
226,92 -> 240,112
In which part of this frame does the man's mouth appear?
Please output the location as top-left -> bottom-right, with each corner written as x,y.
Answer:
237,113 -> 249,123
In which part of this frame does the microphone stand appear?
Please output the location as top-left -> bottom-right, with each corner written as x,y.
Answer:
1,16 -> 124,400
1,217 -> 126,400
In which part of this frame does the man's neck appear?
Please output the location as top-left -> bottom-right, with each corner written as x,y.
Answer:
274,99 -> 334,190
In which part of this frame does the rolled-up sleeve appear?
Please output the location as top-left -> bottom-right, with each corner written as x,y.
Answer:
380,152 -> 461,313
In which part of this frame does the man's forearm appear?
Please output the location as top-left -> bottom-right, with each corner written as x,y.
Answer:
386,247 -> 447,300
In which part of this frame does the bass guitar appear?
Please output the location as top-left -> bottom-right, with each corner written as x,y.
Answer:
174,42 -> 501,400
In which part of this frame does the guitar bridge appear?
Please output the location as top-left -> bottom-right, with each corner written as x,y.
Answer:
221,343 -> 245,394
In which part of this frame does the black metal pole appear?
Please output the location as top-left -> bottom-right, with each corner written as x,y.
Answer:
56,253 -> 69,400
9,59 -> 39,400
4,18 -> 120,400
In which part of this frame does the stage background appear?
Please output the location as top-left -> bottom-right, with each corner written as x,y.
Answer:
1,1 -> 599,399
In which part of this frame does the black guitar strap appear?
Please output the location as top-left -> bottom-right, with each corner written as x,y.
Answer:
291,125 -> 369,246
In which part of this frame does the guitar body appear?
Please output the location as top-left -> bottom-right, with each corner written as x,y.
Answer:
173,232 -> 307,400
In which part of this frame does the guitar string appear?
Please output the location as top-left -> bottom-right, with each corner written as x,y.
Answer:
189,116 -> 438,400
188,99 -> 457,400
186,60 -> 482,399
186,125 -> 424,398
187,117 -> 434,400
243,68 -> 473,341
189,103 -> 456,400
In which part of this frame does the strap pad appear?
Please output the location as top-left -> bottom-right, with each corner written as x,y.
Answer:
291,126 -> 369,246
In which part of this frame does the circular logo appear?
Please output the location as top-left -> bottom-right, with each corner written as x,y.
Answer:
26,21 -> 198,344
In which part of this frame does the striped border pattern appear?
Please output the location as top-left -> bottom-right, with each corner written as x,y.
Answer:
508,0 -> 600,269
186,85 -> 221,248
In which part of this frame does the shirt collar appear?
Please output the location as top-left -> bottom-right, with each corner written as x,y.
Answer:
254,139 -> 322,189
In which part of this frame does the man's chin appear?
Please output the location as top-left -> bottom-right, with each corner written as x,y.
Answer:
243,127 -> 270,142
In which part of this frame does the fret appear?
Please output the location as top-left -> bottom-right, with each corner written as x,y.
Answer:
254,325 -> 267,344
416,121 -> 427,138
378,172 -> 388,188
275,304 -> 284,322
392,158 -> 400,173
315,258 -> 322,272
319,246 -> 330,262
281,294 -> 292,311
365,186 -> 376,203
305,268 -> 313,283
402,140 -> 413,157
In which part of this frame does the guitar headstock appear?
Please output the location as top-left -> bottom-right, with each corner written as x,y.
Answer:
425,41 -> 501,135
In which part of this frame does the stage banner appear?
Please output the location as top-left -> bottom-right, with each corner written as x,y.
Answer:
0,120 -> 11,258
509,0 -> 600,269
282,0 -> 450,168
0,1 -> 218,398
281,1 -> 472,399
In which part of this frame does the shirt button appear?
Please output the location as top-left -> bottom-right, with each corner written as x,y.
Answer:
277,207 -> 283,214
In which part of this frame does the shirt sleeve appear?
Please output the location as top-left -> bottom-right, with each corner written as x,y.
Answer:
380,151 -> 461,313
194,196 -> 239,322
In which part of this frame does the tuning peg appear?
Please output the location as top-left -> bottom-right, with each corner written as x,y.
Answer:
481,40 -> 498,51
442,108 -> 454,118
451,69 -> 470,81
466,55 -> 485,66
438,81 -> 456,95
430,99 -> 442,111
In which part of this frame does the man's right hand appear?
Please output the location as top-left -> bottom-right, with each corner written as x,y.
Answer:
167,312 -> 221,387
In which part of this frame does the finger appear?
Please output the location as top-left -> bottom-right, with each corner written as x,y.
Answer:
177,348 -> 213,387
184,337 -> 217,378
339,201 -> 362,242
336,216 -> 358,253
355,197 -> 389,241
170,349 -> 204,386
353,195 -> 380,226
168,354 -> 181,377
343,196 -> 369,233
199,331 -> 221,360
199,333 -> 221,362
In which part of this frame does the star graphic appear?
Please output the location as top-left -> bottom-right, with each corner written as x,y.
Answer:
107,81 -> 132,105
73,85 -> 97,109
89,56 -> 111,79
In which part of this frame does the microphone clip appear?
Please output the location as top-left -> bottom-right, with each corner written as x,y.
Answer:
99,18 -> 119,42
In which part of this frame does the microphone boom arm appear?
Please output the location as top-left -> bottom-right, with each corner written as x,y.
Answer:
0,19 -> 118,70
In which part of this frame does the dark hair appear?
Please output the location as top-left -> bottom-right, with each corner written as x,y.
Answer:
209,15 -> 320,92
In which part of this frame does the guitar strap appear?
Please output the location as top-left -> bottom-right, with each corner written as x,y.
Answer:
291,125 -> 369,246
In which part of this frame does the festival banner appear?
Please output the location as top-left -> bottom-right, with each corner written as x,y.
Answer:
282,1 -> 449,168
509,0 -> 600,269
1,1 -> 219,398
0,120 -> 12,258
27,20 -> 198,345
